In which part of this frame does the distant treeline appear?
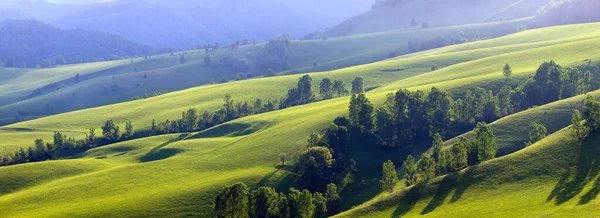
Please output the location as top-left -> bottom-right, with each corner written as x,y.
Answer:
1,74 -> 363,167
0,20 -> 155,69
407,31 -> 487,54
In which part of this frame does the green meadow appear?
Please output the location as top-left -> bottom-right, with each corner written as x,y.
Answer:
1,22 -> 600,217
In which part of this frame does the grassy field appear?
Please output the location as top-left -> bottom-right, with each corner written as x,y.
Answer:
0,19 -> 524,125
1,22 -> 600,217
335,125 -> 600,218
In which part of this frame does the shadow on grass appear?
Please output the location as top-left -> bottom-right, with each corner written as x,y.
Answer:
189,122 -> 270,139
547,135 -> 600,205
138,134 -> 188,163
255,165 -> 300,193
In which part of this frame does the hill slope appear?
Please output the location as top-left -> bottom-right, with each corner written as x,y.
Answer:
335,126 -> 600,217
0,19 -> 154,68
0,19 -> 523,124
320,0 -> 548,38
1,22 -> 600,217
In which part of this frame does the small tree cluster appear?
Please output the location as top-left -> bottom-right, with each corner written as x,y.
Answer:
213,182 -> 338,218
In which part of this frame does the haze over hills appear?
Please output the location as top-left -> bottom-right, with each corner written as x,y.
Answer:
1,1 -> 600,218
0,0 -> 373,50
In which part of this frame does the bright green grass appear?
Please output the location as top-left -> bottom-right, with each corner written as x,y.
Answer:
0,19 -> 523,123
334,126 -> 600,218
2,23 -> 600,217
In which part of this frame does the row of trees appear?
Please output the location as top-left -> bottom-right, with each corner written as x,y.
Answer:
281,75 -> 364,108
3,74 -> 358,167
213,182 -> 340,218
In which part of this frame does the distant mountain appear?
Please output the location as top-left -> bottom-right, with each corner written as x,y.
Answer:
319,0 -> 552,38
1,0 -> 373,50
0,19 -> 154,68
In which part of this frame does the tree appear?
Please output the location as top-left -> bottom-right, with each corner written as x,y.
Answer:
451,138 -> 468,171
182,108 -> 199,131
418,153 -> 436,181
497,86 -> 513,116
421,22 -> 429,29
431,133 -> 443,163
298,147 -> 334,189
249,187 -> 279,218
319,78 -> 334,99
213,182 -> 249,218
279,153 -> 287,166
351,77 -> 364,94
503,63 -> 513,80
349,94 -> 375,133
125,120 -> 134,138
151,119 -> 157,135
313,192 -> 328,218
87,127 -> 97,148
380,160 -> 397,192
571,109 -> 589,141
431,64 -> 440,71
180,55 -> 186,64
583,95 -> 600,132
403,155 -> 418,186
297,75 -> 315,105
53,131 -> 65,150
333,80 -> 348,97
101,119 -> 120,142
325,183 -> 340,214
474,122 -> 497,162
527,121 -> 547,146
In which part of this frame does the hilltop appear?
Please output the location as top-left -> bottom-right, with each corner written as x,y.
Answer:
1,22 -> 600,217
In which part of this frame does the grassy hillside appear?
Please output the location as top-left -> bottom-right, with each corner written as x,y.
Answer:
320,0 -> 545,38
335,125 -> 600,217
1,22 -> 600,217
0,19 -> 523,125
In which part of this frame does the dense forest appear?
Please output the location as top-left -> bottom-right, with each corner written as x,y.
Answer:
0,19 -> 154,68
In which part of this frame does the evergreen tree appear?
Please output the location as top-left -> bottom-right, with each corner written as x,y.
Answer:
333,80 -> 348,97
418,153 -> 436,181
125,120 -> 134,138
451,138 -> 468,171
349,94 -> 375,133
403,155 -> 418,186
319,78 -> 334,99
380,160 -> 397,192
151,119 -> 157,135
351,77 -> 364,94
474,122 -> 497,162
325,183 -> 340,214
101,119 -> 120,142
503,63 -> 513,80
182,108 -> 199,131
87,127 -> 97,148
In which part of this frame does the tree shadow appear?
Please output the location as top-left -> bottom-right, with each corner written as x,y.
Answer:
421,176 -> 456,214
391,183 -> 425,218
138,134 -> 188,162
547,135 -> 600,205
450,166 -> 477,203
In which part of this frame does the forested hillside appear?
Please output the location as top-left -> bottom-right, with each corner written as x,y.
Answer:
0,19 -> 154,68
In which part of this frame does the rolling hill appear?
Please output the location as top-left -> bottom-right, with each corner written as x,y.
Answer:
1,22 -> 600,217
319,0 -> 550,38
0,19 -> 525,125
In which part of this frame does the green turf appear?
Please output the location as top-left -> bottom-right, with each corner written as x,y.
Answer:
334,126 -> 600,218
1,22 -> 600,217
0,18 -> 525,124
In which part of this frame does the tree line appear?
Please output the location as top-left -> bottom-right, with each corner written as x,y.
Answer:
1,75 -> 362,167
292,60 -> 598,193
407,31 -> 486,54
213,182 -> 341,218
